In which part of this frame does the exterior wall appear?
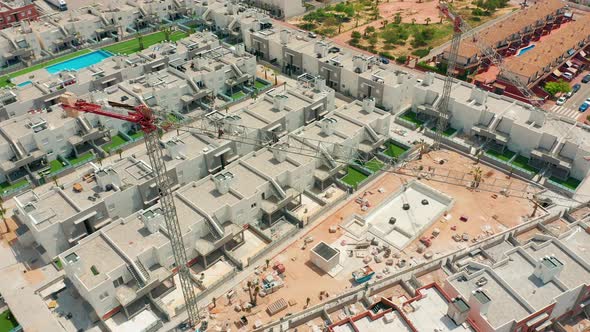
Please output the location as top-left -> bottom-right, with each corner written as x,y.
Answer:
0,3 -> 38,30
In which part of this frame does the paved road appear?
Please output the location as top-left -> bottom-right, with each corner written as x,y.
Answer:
548,77 -> 590,120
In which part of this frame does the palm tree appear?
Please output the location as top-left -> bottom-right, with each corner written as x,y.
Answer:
116,148 -> 123,160
263,66 -> 268,79
273,69 -> 279,85
0,197 -> 7,234
425,17 -> 432,25
439,14 -> 445,24
52,175 -> 59,187
137,33 -> 144,51
411,18 -> 416,25
97,156 -> 104,166
247,281 -> 254,304
469,166 -> 484,189
417,139 -> 428,160
252,286 -> 260,306
162,26 -> 172,41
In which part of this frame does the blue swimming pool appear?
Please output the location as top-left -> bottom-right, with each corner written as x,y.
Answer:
45,50 -> 113,74
517,44 -> 536,56
17,80 -> 32,87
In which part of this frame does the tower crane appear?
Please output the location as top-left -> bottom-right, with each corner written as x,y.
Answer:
58,92 -> 201,327
438,1 -> 544,107
433,2 -> 463,149
434,1 -> 549,149
57,84 -> 556,328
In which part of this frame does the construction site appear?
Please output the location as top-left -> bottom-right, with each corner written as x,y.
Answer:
0,1 -> 588,332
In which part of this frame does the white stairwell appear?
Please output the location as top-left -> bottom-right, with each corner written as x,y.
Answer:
319,143 -> 338,169
364,124 -> 379,143
101,233 -> 149,286
0,128 -> 25,159
241,160 -> 286,199
176,194 -> 225,239
202,8 -> 211,20
228,17 -> 239,31
77,116 -> 93,134
230,63 -> 243,77
487,115 -> 502,132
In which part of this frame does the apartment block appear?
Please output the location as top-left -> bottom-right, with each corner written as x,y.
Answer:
54,97 -> 390,322
440,0 -> 567,73
0,0 -> 194,66
12,74 -> 335,261
501,19 -> 590,87
241,0 -> 305,19
249,27 -> 416,113
0,0 -> 38,30
443,224 -> 590,332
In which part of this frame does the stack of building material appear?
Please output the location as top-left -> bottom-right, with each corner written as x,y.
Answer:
267,298 -> 288,315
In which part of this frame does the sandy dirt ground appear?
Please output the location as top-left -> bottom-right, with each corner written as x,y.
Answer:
206,149 -> 535,330
331,0 -> 442,47
561,315 -> 590,332
399,150 -> 535,256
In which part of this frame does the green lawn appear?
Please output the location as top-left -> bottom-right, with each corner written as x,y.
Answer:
231,90 -> 246,101
166,113 -> 182,123
128,131 -> 144,140
400,111 -> 425,126
383,141 -> 409,158
103,31 -> 187,55
510,155 -> 538,173
485,149 -> 515,162
53,258 -> 63,270
67,152 -> 93,165
0,310 -> 18,332
0,179 -> 29,195
254,80 -> 270,90
49,159 -> 66,173
341,166 -> 368,187
102,134 -> 128,153
364,158 -> 384,173
550,176 -> 581,191
430,125 -> 457,137
0,49 -> 92,87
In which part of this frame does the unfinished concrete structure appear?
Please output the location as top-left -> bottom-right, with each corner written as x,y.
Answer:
258,206 -> 590,332
53,96 -> 392,322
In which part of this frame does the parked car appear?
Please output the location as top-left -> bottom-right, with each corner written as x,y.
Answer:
380,57 -> 390,64
579,102 -> 589,112
583,74 -> 590,83
308,32 -> 317,39
573,83 -> 581,92
556,96 -> 567,105
565,91 -> 573,98
562,72 -> 574,80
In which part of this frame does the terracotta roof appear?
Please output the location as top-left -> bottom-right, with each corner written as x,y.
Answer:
502,19 -> 590,79
454,0 -> 566,58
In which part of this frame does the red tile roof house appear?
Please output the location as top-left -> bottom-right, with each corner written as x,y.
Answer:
0,1 -> 39,30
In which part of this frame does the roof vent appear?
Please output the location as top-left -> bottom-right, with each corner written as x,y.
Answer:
447,296 -> 470,325
533,255 -> 564,284
320,117 -> 337,135
213,171 -> 234,194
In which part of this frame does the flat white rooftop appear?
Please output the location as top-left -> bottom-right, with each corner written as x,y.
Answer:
404,287 -> 475,332
353,311 -> 413,332
364,181 -> 452,249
